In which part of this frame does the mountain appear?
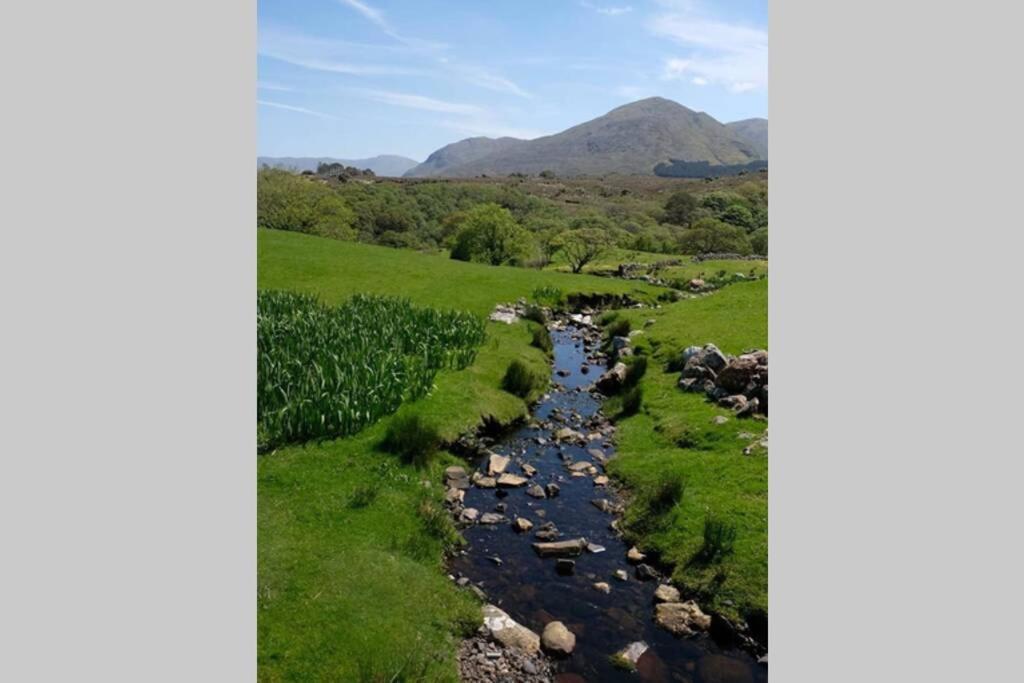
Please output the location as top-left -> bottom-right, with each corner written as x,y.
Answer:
405,137 -> 527,178
726,118 -> 768,159
405,97 -> 764,178
258,155 -> 419,177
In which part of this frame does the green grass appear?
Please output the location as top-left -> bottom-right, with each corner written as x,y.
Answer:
606,278 -> 767,623
258,229 -> 662,681
545,245 -> 768,283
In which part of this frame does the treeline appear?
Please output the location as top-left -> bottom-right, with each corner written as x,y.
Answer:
654,159 -> 768,178
256,168 -> 768,266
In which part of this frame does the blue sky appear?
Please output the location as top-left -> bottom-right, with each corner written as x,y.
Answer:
258,1 -> 768,161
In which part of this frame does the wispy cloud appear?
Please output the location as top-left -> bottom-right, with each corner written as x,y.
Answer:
258,81 -> 293,92
650,6 -> 767,93
258,99 -> 337,120
448,63 -> 531,98
259,27 -> 426,76
353,89 -> 483,115
580,1 -> 634,16
335,0 -> 448,50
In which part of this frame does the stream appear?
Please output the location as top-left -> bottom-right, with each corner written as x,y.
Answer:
450,322 -> 766,682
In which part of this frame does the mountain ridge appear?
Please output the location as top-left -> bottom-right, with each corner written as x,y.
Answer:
405,97 -> 766,178
258,154 -> 419,177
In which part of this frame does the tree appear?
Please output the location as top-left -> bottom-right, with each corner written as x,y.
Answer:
720,203 -> 755,230
257,169 -> 356,240
557,228 -> 611,273
449,203 -> 532,266
676,218 -> 753,255
663,191 -> 698,226
750,228 -> 768,256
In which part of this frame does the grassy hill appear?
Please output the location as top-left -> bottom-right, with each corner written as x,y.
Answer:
257,230 -> 660,681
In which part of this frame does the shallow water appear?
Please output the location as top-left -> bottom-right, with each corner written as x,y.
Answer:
451,325 -> 766,682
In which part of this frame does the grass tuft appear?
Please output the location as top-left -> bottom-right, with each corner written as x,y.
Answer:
502,359 -> 544,398
380,413 -> 440,467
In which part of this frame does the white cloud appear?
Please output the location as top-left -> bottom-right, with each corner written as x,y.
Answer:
258,100 -> 337,120
335,0 -> 448,50
258,81 -> 292,92
650,8 -> 767,93
448,63 -> 531,98
580,1 -> 634,16
354,89 -> 484,115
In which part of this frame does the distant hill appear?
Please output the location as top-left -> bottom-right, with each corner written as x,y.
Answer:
405,97 -> 765,178
258,155 -> 419,177
726,118 -> 768,159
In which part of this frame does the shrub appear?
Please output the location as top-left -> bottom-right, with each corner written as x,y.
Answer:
606,317 -> 631,340
347,483 -> 380,509
698,514 -> 738,563
750,228 -> 768,256
257,168 -> 357,240
623,355 -> 648,388
380,413 -> 441,467
522,304 -> 547,325
502,359 -> 543,398
677,218 -> 753,255
663,190 -> 698,226
620,385 -> 643,416
531,326 -> 553,354
449,203 -> 533,265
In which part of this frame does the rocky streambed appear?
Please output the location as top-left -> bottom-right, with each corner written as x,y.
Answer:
445,314 -> 767,683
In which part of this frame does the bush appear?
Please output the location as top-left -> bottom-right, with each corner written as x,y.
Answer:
663,190 -> 698,226
606,317 -> 631,340
380,413 -> 441,467
449,203 -> 533,265
531,326 -> 553,354
348,483 -> 380,509
531,285 -> 564,307
750,228 -> 768,256
257,169 -> 356,240
623,355 -> 647,388
522,304 -> 547,325
698,514 -> 738,563
677,218 -> 753,255
502,359 -> 543,398
620,385 -> 643,416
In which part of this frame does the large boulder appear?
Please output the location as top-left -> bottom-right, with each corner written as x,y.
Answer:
481,604 -> 541,655
701,344 -> 728,372
595,362 -> 628,393
541,621 -> 576,656
716,356 -> 761,394
654,600 -> 712,637
487,453 -> 510,476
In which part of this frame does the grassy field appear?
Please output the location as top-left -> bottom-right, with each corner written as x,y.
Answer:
607,278 -> 768,624
546,246 -> 768,282
258,229 -> 660,681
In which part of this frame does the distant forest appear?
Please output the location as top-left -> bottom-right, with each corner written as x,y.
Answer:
654,159 -> 768,178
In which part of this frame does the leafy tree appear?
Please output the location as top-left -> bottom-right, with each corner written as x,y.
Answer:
557,228 -> 611,273
449,203 -> 532,265
257,169 -> 356,240
700,191 -> 747,214
750,228 -> 768,256
663,190 -> 698,226
676,218 -> 753,255
720,203 -> 755,230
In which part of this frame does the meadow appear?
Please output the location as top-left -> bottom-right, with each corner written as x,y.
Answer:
257,229 -> 661,681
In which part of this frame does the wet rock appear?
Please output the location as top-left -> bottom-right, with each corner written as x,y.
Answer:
596,362 -> 628,393
613,641 -> 649,669
521,463 -> 537,477
593,581 -> 611,594
487,453 -> 510,476
534,528 -> 560,542
586,543 -> 606,553
473,474 -> 498,489
512,516 -> 534,532
593,475 -> 609,486
541,621 -> 576,656
614,569 -> 628,581
567,461 -> 592,473
495,488 -> 509,499
591,498 -> 616,513
481,604 -> 541,655
635,563 -> 659,581
460,508 -> 479,523
654,600 -> 712,637
497,473 -> 528,487
555,559 -> 575,575
627,546 -> 646,563
587,447 -> 606,461
554,427 -> 584,443
526,484 -> 546,499
494,503 -> 507,513
445,466 -> 470,489
445,487 -> 465,504
533,538 -> 586,557
545,483 -> 561,498
479,512 -> 507,525
654,584 -> 681,603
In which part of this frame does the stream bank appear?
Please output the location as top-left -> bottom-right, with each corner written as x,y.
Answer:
444,311 -> 767,683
